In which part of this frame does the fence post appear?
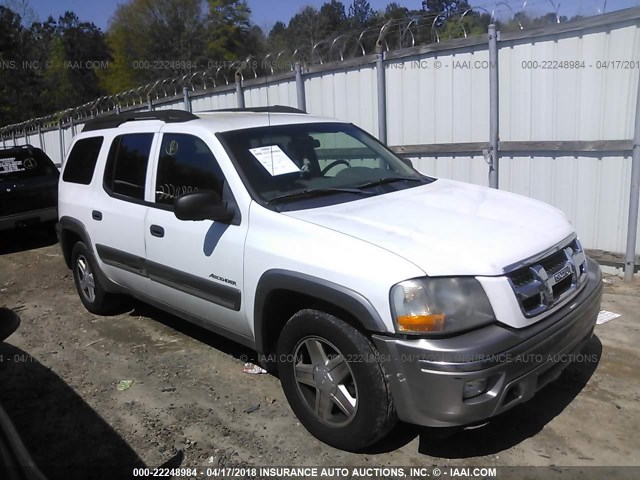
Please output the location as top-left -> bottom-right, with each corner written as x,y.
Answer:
70,117 -> 76,137
183,86 -> 192,113
38,125 -> 44,150
235,71 -> 245,109
147,95 -> 154,112
488,24 -> 500,189
58,121 -> 64,165
295,62 -> 307,112
624,72 -> 640,281
12,130 -> 16,146
376,45 -> 387,144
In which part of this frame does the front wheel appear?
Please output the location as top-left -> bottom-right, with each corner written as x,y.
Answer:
277,309 -> 397,451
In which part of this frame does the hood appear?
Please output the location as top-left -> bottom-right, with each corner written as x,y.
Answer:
284,179 -> 574,277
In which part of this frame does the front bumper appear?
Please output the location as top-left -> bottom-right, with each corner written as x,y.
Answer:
373,257 -> 603,427
0,207 -> 57,231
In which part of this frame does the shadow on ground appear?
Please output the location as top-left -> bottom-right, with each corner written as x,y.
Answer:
0,341 -> 154,480
122,300 -> 602,460
0,225 -> 58,255
367,335 -> 602,457
127,300 -> 258,363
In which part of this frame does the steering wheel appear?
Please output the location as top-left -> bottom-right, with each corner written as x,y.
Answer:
321,160 -> 350,175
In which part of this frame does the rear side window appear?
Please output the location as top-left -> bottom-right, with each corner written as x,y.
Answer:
103,133 -> 154,201
62,137 -> 104,185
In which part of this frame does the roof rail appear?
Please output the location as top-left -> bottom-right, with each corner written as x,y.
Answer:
203,105 -> 307,114
82,110 -> 198,132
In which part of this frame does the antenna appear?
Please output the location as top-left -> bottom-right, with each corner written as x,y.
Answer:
266,59 -> 272,128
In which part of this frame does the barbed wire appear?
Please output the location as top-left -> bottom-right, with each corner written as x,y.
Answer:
0,1 -> 635,136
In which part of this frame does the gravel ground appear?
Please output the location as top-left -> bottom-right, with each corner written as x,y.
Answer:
1,227 -> 639,480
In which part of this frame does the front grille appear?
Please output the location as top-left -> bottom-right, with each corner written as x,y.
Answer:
505,237 -> 587,317
539,250 -> 567,275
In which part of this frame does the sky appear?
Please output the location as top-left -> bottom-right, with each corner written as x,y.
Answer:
13,0 -> 640,31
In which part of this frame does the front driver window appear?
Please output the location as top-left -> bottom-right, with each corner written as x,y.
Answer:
155,133 -> 225,206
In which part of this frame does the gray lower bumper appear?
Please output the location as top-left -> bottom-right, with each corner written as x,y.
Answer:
0,207 -> 57,231
373,257 -> 603,428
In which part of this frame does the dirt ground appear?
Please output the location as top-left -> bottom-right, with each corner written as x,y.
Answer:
1,227 -> 639,480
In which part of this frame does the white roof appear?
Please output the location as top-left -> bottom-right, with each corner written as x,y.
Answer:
192,111 -> 344,132
76,110 -> 346,138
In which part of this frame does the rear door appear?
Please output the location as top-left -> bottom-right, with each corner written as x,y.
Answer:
89,132 -> 156,294
144,131 -> 250,338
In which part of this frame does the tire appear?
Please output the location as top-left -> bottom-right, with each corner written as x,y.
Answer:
71,242 -> 124,315
277,309 -> 397,451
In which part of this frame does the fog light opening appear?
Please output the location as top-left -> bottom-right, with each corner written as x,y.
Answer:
463,378 -> 488,400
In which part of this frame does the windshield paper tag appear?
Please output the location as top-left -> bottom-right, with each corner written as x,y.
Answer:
249,145 -> 300,176
0,158 -> 25,174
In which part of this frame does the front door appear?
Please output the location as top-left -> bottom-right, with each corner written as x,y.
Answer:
144,132 -> 250,338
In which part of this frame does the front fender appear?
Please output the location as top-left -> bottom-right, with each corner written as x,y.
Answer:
253,269 -> 388,353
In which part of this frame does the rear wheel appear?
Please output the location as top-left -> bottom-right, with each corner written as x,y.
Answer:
277,309 -> 397,451
71,242 -> 124,315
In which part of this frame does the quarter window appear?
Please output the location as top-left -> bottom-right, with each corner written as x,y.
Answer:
63,137 -> 103,185
103,133 -> 154,201
155,133 -> 225,206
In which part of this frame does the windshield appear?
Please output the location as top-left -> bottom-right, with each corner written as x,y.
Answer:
218,123 -> 433,210
0,149 -> 58,182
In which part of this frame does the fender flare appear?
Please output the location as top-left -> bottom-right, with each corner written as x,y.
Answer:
57,216 -> 94,268
57,216 -> 121,294
253,269 -> 388,353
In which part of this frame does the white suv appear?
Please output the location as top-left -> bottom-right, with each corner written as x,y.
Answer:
57,107 -> 602,450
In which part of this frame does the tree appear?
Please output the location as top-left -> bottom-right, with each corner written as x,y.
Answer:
1,0 -> 36,25
287,6 -> 323,55
0,6 -> 111,125
320,0 -> 348,31
266,20 -> 288,57
348,0 -> 375,28
384,2 -> 410,20
207,0 -> 257,61
53,12 -> 111,106
104,0 -> 208,92
266,2 -> 350,63
438,11 -> 490,40
422,0 -> 486,40
317,1 -> 349,60
103,0 -> 264,92
0,6 -> 32,125
422,0 -> 471,17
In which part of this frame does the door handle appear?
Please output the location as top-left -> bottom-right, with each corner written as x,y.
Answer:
150,225 -> 164,238
92,210 -> 102,221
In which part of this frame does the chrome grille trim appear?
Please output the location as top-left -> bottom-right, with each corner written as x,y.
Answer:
504,235 -> 588,318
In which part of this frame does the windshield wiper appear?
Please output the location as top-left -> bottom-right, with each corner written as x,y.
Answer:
267,187 -> 374,204
354,177 -> 426,190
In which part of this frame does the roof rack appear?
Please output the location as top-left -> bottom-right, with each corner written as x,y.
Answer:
203,106 -> 307,114
82,110 -> 198,132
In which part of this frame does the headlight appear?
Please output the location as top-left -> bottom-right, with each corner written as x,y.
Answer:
390,277 -> 495,335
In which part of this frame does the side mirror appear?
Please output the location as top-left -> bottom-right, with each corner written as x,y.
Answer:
174,190 -> 233,222
401,158 -> 414,168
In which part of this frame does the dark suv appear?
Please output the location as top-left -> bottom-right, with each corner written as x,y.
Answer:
0,145 -> 59,231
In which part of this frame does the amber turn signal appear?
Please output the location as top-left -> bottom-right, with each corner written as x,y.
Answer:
397,314 -> 445,332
